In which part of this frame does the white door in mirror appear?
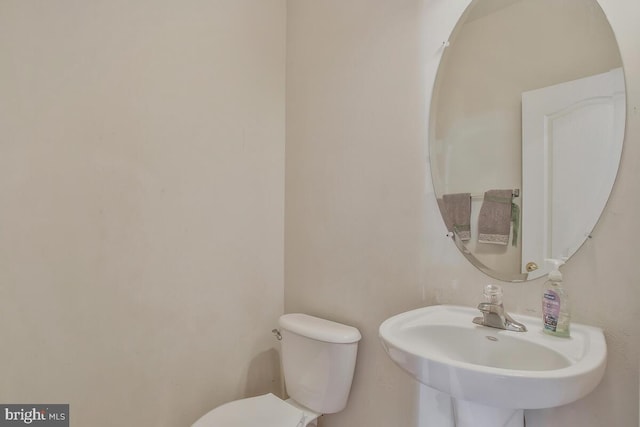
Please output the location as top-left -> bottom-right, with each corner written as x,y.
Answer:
521,68 -> 625,278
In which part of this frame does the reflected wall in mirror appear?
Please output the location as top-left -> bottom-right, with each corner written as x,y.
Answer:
429,0 -> 625,281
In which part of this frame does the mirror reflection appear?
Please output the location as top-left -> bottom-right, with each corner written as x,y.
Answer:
429,0 -> 625,281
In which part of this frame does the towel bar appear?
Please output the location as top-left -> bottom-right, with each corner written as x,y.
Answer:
471,189 -> 519,199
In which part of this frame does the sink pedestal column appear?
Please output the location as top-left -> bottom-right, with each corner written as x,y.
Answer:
453,399 -> 524,427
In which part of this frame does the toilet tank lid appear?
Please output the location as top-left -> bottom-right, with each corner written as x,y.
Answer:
279,313 -> 362,344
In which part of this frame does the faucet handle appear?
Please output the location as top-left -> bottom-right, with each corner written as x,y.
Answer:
477,302 -> 504,315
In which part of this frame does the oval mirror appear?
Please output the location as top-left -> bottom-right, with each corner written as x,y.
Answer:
429,0 -> 625,281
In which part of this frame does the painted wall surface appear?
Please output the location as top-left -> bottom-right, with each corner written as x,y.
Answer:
0,1 -> 285,425
285,0 -> 639,426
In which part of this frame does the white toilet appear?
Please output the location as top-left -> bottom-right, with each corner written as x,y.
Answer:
192,313 -> 362,427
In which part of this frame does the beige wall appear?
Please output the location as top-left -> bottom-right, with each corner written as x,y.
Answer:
0,1 -> 285,426
286,0 -> 639,426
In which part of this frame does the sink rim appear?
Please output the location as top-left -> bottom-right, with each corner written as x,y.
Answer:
378,304 -> 607,409
380,305 -> 605,377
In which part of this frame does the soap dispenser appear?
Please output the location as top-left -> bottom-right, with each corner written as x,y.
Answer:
541,258 -> 570,337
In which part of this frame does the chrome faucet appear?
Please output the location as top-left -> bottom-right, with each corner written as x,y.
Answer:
472,284 -> 527,332
472,302 -> 527,332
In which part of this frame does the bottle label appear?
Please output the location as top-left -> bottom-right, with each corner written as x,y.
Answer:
542,290 -> 560,332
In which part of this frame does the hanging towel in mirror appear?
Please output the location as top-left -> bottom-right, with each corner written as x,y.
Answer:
437,193 -> 471,240
478,189 -> 513,245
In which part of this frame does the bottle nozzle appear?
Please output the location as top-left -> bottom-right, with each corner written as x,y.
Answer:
545,258 -> 566,280
544,258 -> 566,269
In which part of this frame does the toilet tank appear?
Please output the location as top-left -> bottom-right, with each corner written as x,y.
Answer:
278,313 -> 361,414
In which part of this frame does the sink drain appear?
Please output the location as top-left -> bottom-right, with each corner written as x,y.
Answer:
486,336 -> 498,342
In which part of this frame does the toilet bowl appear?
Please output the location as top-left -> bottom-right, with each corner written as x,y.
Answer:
192,393 -> 322,427
191,313 -> 361,427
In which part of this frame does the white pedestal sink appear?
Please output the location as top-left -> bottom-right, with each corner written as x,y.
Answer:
379,305 -> 606,427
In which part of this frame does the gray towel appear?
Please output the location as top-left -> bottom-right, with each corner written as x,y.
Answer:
437,193 -> 471,240
478,189 -> 513,245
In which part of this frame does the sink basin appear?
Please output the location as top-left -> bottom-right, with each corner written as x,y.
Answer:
379,305 -> 606,410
